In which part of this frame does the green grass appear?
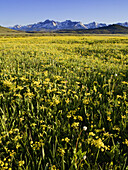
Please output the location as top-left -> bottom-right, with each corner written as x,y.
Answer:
0,36 -> 128,169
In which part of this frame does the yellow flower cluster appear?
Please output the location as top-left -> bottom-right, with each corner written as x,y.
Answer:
62,137 -> 70,143
57,147 -> 65,157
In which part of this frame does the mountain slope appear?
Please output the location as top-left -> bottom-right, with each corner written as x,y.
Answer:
54,24 -> 128,34
84,22 -> 107,29
92,24 -> 128,34
0,26 -> 20,33
117,22 -> 128,27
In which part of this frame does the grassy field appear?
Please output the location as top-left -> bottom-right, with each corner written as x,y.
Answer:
0,36 -> 128,169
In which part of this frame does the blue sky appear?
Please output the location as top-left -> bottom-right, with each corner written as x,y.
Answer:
1,0 -> 128,26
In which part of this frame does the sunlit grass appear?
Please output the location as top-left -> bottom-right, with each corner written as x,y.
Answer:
0,36 -> 128,169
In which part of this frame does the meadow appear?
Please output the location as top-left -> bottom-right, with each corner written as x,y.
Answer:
0,35 -> 128,170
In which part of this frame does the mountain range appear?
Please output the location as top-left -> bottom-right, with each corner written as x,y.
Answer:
8,19 -> 128,32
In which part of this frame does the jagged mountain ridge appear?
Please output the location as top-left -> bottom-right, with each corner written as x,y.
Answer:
9,19 -> 128,32
9,20 -> 106,31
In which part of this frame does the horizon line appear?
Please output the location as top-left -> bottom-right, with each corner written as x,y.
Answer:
2,19 -> 128,27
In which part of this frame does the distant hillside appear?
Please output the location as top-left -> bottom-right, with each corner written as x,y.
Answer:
54,25 -> 128,34
0,26 -> 20,33
94,24 -> 128,34
1,24 -> 128,36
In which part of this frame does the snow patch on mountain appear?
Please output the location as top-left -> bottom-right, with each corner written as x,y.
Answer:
84,22 -> 107,29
